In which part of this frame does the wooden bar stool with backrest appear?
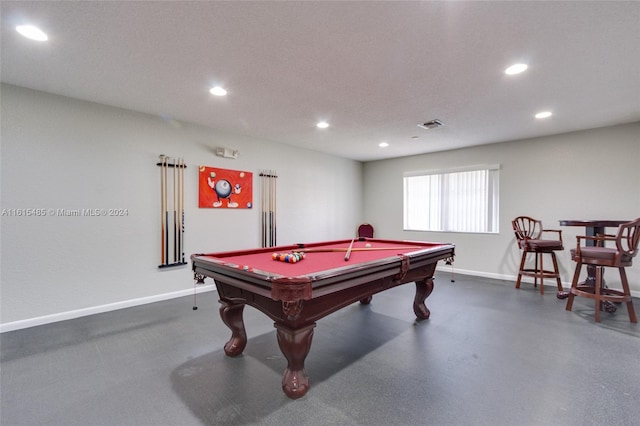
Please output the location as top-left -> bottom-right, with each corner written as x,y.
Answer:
565,217 -> 640,323
512,216 -> 565,296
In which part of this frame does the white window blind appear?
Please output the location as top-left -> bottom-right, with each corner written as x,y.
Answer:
403,166 -> 499,233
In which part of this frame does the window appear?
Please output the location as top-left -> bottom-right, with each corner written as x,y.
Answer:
403,165 -> 499,233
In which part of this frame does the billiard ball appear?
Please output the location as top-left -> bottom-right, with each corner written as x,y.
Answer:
365,243 -> 371,248
215,179 -> 232,198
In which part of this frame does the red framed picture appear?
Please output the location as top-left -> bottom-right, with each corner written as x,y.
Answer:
198,166 -> 253,209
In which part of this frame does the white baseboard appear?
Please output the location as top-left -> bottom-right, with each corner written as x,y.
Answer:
0,284 -> 216,333
436,266 -> 640,298
3,268 -> 638,333
436,266 -> 517,283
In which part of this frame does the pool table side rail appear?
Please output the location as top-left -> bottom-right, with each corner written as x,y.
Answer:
192,244 -> 452,286
193,238 -> 447,258
191,239 -> 452,286
191,239 -> 455,303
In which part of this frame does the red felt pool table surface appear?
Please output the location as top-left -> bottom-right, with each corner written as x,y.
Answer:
196,238 -> 446,277
190,238 -> 454,399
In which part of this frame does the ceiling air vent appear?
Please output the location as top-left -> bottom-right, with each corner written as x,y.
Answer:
417,119 -> 444,130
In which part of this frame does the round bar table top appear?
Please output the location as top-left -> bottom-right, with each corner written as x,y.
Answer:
558,220 -> 628,227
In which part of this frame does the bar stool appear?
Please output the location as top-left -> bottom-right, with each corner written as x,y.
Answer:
357,223 -> 374,238
565,218 -> 639,323
512,216 -> 565,296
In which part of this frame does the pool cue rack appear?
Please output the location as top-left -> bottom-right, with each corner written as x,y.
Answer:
157,155 -> 188,268
260,170 -> 278,248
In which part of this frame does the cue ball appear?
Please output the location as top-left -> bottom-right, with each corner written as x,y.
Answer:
365,243 -> 371,248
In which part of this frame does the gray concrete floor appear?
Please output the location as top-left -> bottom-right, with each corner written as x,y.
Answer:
2,273 -> 639,426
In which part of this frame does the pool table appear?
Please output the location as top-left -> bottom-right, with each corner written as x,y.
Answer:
191,238 -> 455,399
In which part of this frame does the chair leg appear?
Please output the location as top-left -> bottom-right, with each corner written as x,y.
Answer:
594,267 -> 603,323
516,252 -> 527,289
538,253 -> 544,295
534,253 -> 539,288
550,252 -> 564,292
619,268 -> 637,323
566,262 -> 582,312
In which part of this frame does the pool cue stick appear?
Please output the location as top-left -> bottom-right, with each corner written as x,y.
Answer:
160,155 -> 166,265
262,172 -> 265,247
173,157 -> 178,263
301,246 -> 421,253
164,156 -> 169,265
269,171 -> 274,246
267,170 -> 273,247
180,157 -> 187,263
260,172 -> 263,247
259,172 -> 262,247
344,238 -> 355,261
176,157 -> 180,263
273,171 -> 277,246
164,155 -> 169,265
180,158 -> 185,263
176,157 -> 181,263
266,170 -> 271,247
264,174 -> 267,246
174,158 -> 180,262
271,171 -> 274,246
262,172 -> 267,247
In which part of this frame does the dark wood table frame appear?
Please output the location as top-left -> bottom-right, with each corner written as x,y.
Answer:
191,239 -> 454,399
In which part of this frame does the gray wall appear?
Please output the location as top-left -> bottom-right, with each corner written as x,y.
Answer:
0,84 -> 363,328
2,83 -> 639,331
364,122 -> 640,294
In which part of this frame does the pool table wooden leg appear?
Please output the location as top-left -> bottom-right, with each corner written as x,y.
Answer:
275,322 -> 316,399
413,277 -> 434,320
219,300 -> 247,357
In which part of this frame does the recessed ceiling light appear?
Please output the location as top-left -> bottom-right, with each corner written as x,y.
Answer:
209,86 -> 227,96
535,111 -> 552,119
316,121 -> 329,129
505,63 -> 528,75
16,25 -> 48,41
379,142 -> 389,148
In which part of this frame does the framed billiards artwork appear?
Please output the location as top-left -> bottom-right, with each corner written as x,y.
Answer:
198,166 -> 253,209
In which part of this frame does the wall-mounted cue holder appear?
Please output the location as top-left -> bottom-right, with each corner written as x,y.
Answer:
259,170 -> 278,248
157,155 -> 188,268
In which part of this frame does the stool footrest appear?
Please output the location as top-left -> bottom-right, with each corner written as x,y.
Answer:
520,268 -> 560,279
570,286 -> 632,303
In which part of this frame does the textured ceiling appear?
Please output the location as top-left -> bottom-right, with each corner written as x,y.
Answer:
2,1 -> 639,162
